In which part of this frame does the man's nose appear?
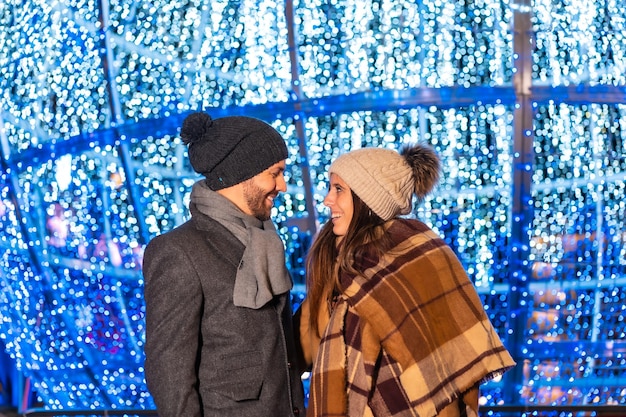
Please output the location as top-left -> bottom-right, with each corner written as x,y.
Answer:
276,175 -> 287,192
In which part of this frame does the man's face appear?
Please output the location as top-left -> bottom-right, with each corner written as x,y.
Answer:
241,160 -> 287,221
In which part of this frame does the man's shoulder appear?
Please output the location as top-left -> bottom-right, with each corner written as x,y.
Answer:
148,219 -> 195,242
147,215 -> 237,251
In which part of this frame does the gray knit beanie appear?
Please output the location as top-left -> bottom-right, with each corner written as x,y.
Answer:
180,112 -> 288,190
329,144 -> 441,221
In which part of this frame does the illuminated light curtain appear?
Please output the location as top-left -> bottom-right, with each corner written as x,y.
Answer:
520,0 -> 626,406
0,0 -> 625,412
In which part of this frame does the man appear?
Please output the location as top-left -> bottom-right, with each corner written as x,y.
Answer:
143,112 -> 305,417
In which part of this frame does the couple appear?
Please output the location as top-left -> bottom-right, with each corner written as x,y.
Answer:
142,112 -> 515,417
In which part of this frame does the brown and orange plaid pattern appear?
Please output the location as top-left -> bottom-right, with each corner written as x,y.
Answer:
307,219 -> 516,417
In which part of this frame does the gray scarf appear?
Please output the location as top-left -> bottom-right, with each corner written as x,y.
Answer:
190,181 -> 293,309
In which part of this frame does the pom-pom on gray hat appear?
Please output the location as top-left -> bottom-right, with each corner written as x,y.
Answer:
329,144 -> 441,221
180,112 -> 288,190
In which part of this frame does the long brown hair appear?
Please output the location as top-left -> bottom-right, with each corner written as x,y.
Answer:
305,191 -> 391,336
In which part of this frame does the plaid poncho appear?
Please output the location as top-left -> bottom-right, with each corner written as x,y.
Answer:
305,219 -> 515,417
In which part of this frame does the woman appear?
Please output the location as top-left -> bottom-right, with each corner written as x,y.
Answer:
297,144 -> 515,417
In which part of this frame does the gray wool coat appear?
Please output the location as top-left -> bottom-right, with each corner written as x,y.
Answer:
143,207 -> 305,417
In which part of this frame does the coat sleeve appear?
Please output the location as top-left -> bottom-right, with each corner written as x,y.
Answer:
143,235 -> 203,417
293,297 -> 329,372
293,298 -> 314,370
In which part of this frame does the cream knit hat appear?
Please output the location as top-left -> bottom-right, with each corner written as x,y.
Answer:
329,144 -> 441,221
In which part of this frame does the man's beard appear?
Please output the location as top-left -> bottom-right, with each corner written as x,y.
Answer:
242,179 -> 274,221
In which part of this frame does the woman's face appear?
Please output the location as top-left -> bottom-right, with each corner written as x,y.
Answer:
323,173 -> 354,238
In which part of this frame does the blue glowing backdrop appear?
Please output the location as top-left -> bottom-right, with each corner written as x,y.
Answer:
0,0 -> 625,413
